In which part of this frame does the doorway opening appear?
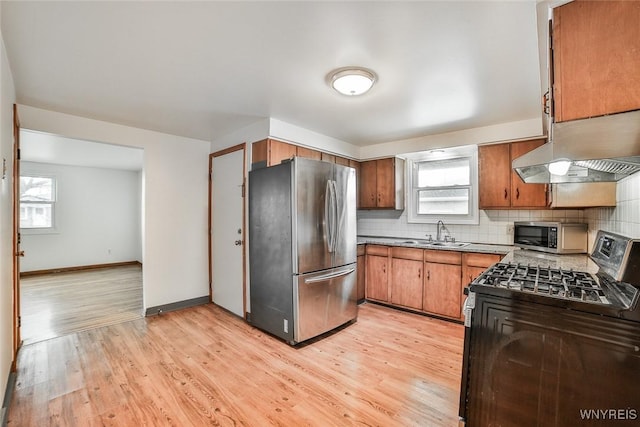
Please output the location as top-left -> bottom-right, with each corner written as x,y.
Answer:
18,129 -> 144,344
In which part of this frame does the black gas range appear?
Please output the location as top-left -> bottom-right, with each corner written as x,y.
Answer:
459,230 -> 640,426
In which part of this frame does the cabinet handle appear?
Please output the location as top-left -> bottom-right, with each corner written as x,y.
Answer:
516,188 -> 520,199
418,268 -> 421,279
504,189 -> 508,199
427,270 -> 430,280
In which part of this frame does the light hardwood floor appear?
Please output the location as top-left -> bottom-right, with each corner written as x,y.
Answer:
20,265 -> 143,345
9,302 -> 464,426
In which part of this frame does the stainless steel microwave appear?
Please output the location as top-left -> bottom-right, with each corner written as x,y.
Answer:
513,221 -> 588,254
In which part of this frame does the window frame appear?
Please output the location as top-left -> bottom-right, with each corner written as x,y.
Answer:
406,145 -> 479,225
19,174 -> 58,233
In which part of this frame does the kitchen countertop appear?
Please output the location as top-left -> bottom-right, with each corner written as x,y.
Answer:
358,235 -> 599,273
357,235 -> 513,256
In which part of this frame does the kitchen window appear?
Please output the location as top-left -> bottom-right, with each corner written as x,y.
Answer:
20,175 -> 56,230
406,145 -> 479,224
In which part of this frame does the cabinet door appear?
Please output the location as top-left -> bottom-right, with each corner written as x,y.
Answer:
359,160 -> 378,208
461,253 -> 502,320
424,262 -> 462,318
510,139 -> 548,208
478,144 -> 511,208
268,140 -> 297,166
365,255 -> 389,302
296,146 -> 322,161
553,1 -> 640,122
321,152 -> 336,163
356,254 -> 365,301
335,156 -> 350,166
391,258 -> 423,310
376,158 -> 395,208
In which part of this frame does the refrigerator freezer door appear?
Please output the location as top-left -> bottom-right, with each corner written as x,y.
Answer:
294,158 -> 334,274
332,163 -> 357,267
294,264 -> 358,343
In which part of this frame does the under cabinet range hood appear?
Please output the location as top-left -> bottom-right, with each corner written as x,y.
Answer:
513,110 -> 640,183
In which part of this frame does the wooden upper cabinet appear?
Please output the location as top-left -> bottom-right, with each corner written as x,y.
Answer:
297,146 -> 322,161
478,143 -> 511,208
321,152 -> 336,163
251,139 -> 356,170
552,1 -> 640,122
359,158 -> 402,209
510,139 -> 548,208
359,160 -> 378,208
376,158 -> 395,207
269,139 -> 297,165
479,140 -> 548,209
335,156 -> 350,166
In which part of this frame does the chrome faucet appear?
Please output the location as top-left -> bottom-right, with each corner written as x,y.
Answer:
436,220 -> 445,242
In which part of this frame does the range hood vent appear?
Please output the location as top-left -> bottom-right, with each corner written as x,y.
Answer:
513,110 -> 640,184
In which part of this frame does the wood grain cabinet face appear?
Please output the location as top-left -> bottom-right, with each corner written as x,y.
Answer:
479,140 -> 548,209
461,252 -> 502,320
552,1 -> 640,122
356,246 -> 365,302
365,245 -> 390,302
359,158 -> 400,209
423,251 -> 462,319
390,248 -> 424,311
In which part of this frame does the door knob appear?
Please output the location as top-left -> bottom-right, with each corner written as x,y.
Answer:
234,240 -> 243,246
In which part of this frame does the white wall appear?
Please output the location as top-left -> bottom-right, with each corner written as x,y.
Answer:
0,15 -> 16,409
20,161 -> 142,272
18,105 -> 211,309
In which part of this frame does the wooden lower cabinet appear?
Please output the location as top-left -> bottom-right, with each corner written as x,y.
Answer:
365,245 -> 390,302
356,245 -> 365,302
423,250 -> 462,319
364,244 -> 507,322
461,252 -> 503,319
390,248 -> 424,310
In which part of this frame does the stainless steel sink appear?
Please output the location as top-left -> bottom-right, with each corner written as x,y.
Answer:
401,239 -> 470,248
402,240 -> 425,245
428,241 -> 470,248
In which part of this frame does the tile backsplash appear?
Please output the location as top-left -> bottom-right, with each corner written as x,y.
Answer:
585,173 -> 640,248
357,208 -> 584,246
357,172 -> 640,248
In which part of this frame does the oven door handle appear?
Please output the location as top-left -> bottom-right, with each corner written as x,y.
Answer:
462,292 -> 476,328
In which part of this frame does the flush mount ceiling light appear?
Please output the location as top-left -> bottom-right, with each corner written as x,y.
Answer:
328,67 -> 377,96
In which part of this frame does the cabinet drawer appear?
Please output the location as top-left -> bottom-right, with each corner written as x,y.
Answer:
391,247 -> 424,261
366,245 -> 389,256
424,250 -> 461,265
463,252 -> 502,268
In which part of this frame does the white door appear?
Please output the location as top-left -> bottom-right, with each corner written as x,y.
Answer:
211,147 -> 245,317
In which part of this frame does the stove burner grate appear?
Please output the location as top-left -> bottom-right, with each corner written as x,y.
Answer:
476,262 -> 610,305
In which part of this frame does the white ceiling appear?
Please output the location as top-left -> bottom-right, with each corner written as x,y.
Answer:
1,1 -> 542,147
21,130 -> 144,171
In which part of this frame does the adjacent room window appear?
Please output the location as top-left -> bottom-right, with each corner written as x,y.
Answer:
20,176 -> 56,229
406,145 -> 479,224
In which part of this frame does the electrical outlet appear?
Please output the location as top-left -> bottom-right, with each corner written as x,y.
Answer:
507,224 -> 514,235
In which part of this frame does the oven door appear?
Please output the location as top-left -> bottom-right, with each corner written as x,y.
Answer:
458,292 -> 476,425
514,224 -> 555,252
465,292 -> 640,426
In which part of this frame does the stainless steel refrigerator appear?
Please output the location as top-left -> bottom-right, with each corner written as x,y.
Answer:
248,157 -> 358,344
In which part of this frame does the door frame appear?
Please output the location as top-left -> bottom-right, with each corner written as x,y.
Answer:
208,143 -> 247,318
12,104 -> 21,370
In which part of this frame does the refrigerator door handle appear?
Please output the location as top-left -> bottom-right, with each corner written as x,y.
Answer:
330,179 -> 339,253
324,180 -> 335,253
304,267 -> 356,283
